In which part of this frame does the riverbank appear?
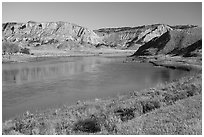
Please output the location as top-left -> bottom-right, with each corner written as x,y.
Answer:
2,49 -> 135,63
128,55 -> 202,72
2,54 -> 202,135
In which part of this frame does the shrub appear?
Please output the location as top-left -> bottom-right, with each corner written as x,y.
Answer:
20,48 -> 30,54
2,42 -> 20,54
163,89 -> 199,106
73,116 -> 101,133
141,100 -> 161,114
114,108 -> 135,121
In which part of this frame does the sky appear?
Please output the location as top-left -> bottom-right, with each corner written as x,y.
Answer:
2,2 -> 202,30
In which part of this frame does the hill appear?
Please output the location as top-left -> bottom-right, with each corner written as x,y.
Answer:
94,24 -> 172,50
132,27 -> 202,57
2,21 -> 102,50
3,21 -> 200,53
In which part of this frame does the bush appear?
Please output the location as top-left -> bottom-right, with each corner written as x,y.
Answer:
73,116 -> 101,133
162,89 -> 199,105
20,48 -> 30,54
2,42 -> 20,54
114,108 -> 135,121
141,100 -> 161,114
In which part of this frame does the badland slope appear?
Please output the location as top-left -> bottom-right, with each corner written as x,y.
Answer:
2,21 -> 102,50
2,21 -> 200,54
132,26 -> 202,57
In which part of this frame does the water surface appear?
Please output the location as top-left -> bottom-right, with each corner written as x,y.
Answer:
2,56 -> 186,121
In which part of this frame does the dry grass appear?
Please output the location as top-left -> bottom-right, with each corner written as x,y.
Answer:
117,95 -> 202,135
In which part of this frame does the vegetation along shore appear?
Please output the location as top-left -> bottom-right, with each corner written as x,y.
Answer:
2,55 -> 202,134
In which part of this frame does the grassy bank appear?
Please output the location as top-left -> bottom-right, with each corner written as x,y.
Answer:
2,69 -> 202,134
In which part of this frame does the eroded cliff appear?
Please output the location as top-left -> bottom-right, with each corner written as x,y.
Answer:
2,21 -> 102,50
132,27 -> 202,57
2,21 -> 201,55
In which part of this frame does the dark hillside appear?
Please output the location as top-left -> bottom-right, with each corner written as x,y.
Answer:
132,27 -> 202,56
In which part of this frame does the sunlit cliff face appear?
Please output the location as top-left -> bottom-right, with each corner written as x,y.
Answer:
2,21 -> 102,48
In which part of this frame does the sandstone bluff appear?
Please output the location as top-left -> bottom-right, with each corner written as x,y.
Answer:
2,21 -> 201,57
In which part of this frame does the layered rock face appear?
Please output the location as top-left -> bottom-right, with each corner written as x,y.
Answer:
132,27 -> 202,57
94,24 -> 172,49
2,21 -> 201,55
2,21 -> 102,49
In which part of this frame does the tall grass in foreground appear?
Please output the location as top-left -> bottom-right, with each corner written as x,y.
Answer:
2,72 -> 202,135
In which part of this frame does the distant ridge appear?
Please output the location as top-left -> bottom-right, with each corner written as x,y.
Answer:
2,21 -> 201,54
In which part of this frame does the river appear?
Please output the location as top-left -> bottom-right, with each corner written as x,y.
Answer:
2,56 -> 187,121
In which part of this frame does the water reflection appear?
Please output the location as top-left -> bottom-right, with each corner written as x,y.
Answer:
2,57 -> 112,86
